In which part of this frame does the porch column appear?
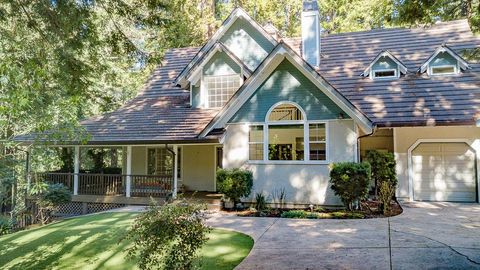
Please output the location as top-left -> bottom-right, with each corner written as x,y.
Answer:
126,146 -> 132,197
73,146 -> 80,195
173,145 -> 178,199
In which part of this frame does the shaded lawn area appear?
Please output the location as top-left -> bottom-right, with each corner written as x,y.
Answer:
0,212 -> 253,270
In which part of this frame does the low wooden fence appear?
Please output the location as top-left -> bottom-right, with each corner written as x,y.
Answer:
78,174 -> 125,196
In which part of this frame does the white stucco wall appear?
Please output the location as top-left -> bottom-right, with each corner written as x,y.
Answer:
393,126 -> 480,200
223,119 -> 357,205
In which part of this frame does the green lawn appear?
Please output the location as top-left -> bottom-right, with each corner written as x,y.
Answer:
0,212 -> 253,270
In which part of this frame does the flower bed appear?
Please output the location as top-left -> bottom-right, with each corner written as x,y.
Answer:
234,200 -> 402,219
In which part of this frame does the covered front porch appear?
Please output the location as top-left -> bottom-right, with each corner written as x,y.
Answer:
32,144 -> 223,205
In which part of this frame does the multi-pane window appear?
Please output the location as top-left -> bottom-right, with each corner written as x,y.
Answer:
205,74 -> 241,108
268,104 -> 303,121
247,103 -> 328,162
249,126 -> 264,160
147,148 -> 173,175
309,123 -> 326,160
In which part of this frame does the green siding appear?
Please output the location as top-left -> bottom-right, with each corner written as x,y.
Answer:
220,17 -> 274,71
229,59 -> 348,123
430,52 -> 457,67
372,56 -> 397,71
203,51 -> 241,76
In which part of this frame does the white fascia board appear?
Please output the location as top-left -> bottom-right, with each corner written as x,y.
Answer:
187,43 -> 253,85
419,45 -> 470,73
199,44 -> 373,137
175,8 -> 277,87
361,51 -> 408,77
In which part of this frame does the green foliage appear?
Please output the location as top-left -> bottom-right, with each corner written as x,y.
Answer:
124,200 -> 211,270
254,192 -> 268,212
281,210 -> 313,219
395,0 -> 480,32
216,168 -> 253,207
379,181 -> 396,215
0,215 -> 12,236
280,209 -> 364,219
364,150 -> 397,196
30,182 -> 72,224
271,187 -> 287,208
329,162 -> 371,211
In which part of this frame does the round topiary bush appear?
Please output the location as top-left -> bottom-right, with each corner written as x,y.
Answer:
329,162 -> 371,211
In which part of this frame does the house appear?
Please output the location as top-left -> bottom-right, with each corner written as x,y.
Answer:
18,1 -> 480,206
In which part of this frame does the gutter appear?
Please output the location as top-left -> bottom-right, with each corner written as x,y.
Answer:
356,124 -> 377,162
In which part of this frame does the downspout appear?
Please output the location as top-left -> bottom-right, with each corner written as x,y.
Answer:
356,124 -> 377,162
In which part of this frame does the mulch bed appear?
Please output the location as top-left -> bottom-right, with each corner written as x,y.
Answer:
225,200 -> 403,219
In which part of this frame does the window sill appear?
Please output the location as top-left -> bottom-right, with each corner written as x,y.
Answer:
247,160 -> 330,165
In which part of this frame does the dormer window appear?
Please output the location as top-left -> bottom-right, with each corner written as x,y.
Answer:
419,45 -> 470,76
430,65 -> 456,75
373,69 -> 397,79
361,51 -> 407,80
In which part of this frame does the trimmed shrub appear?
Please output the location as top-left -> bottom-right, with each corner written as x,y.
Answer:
329,162 -> 371,211
364,150 -> 397,196
216,168 -> 253,208
124,200 -> 210,270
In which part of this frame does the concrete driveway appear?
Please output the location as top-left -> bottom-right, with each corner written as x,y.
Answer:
206,202 -> 480,270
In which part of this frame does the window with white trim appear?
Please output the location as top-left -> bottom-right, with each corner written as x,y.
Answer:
430,65 -> 456,75
147,148 -> 173,175
268,124 -> 304,161
373,69 -> 396,79
249,126 -> 264,160
427,51 -> 460,76
247,102 -> 329,163
309,123 -> 326,160
205,74 -> 241,108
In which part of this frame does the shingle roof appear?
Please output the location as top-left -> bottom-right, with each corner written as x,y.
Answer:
284,19 -> 480,127
16,20 -> 480,144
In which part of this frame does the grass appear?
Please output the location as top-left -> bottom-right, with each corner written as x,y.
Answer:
0,212 -> 253,270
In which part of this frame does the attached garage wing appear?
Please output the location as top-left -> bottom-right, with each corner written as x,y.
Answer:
411,142 -> 477,202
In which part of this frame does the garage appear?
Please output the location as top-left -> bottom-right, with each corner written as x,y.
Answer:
411,142 -> 478,202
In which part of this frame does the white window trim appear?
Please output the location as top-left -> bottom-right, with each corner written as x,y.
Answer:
203,73 -> 242,108
371,68 -> 398,80
428,64 -> 458,76
248,125 -> 264,161
145,146 -> 174,176
247,101 -> 330,165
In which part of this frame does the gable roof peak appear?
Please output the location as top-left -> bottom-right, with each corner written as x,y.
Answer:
173,6 -> 278,87
419,44 -> 471,73
361,50 -> 408,77
199,40 -> 373,136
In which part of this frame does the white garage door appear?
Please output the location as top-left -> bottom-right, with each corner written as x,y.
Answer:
412,142 -> 477,202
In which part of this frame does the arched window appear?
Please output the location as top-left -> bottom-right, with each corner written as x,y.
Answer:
266,103 -> 306,161
248,102 -> 327,162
